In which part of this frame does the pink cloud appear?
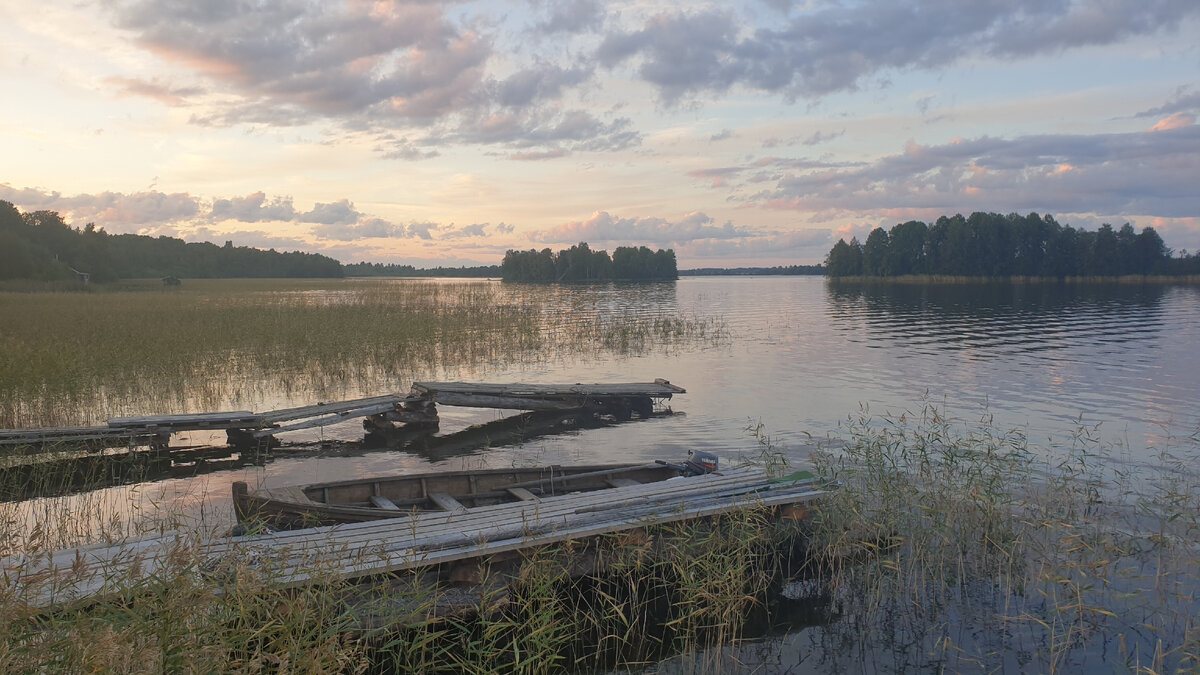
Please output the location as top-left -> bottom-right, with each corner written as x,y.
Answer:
1149,113 -> 1195,132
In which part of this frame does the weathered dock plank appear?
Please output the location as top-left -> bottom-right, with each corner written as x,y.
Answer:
251,401 -> 407,438
412,380 -> 685,398
0,426 -> 154,446
107,411 -> 259,429
256,394 -> 420,425
0,380 -> 683,453
2,466 -> 821,609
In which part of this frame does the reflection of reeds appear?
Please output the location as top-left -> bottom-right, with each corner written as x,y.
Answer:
0,279 -> 725,428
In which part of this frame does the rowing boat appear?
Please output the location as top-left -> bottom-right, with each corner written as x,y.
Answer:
232,462 -> 687,529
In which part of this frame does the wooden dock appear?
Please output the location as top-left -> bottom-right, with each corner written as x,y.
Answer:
0,379 -> 685,454
1,465 -> 822,610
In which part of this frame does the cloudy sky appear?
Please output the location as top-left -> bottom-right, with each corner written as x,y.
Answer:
2,0 -> 1198,267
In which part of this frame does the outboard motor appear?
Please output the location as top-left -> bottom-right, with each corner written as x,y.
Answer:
657,450 -> 719,476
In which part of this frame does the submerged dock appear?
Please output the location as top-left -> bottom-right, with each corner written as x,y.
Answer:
1,465 -> 824,610
0,379 -> 685,454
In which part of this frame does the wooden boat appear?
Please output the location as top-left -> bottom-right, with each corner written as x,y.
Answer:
233,461 -> 693,529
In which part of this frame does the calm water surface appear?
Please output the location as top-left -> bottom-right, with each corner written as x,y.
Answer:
16,276 -> 1200,672
135,276 -> 1200,516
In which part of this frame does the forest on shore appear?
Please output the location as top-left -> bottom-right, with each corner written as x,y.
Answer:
824,212 -> 1198,278
682,265 -> 824,276
343,262 -> 501,278
1,201 -> 342,281
501,243 -> 678,282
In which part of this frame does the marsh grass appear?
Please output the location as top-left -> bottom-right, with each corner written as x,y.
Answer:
4,403 -> 1199,673
804,404 -> 1200,673
0,279 -> 725,428
828,274 -> 1200,285
0,445 -> 810,674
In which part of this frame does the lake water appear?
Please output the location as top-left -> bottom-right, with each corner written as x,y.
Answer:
113,276 -> 1199,515
12,276 -> 1200,672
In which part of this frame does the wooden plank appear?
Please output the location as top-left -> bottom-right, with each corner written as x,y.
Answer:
28,468 -> 775,572
506,487 -> 539,502
369,496 -> 402,511
257,394 -> 420,425
420,392 -> 585,411
252,402 -> 400,438
37,468 -> 771,571
607,478 -> 641,488
0,427 -> 152,446
427,492 -> 468,514
107,411 -> 259,429
412,381 -> 685,398
230,481 -> 825,587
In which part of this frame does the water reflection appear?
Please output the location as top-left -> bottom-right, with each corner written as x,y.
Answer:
826,281 -> 1168,358
0,411 -> 668,502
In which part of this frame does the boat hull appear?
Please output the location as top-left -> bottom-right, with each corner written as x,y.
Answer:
233,463 -> 680,529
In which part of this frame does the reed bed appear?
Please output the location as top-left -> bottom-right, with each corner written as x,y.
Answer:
0,279 -> 725,428
828,274 -> 1200,285
3,405 -> 1198,672
0,456 -> 809,674
804,405 -> 1200,673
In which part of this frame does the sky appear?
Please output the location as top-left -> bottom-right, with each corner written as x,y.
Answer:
2,0 -> 1199,268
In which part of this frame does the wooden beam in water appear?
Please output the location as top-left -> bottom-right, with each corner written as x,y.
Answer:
107,411 -> 260,430
0,426 -> 153,447
412,380 -> 685,398
257,394 -> 420,425
0,380 -> 684,454
421,392 -> 586,411
251,402 -> 402,438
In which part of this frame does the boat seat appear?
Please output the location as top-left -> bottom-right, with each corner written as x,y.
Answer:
506,487 -> 540,502
370,495 -> 401,511
428,491 -> 469,513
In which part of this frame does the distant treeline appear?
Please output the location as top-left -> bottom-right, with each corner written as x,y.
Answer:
683,265 -> 824,276
344,262 -> 501,278
502,243 -> 678,282
824,212 -> 1197,278
0,201 -> 343,281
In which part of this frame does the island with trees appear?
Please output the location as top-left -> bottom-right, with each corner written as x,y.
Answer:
343,262 -> 501,278
501,243 -> 678,282
682,265 -> 824,276
824,212 -> 1198,279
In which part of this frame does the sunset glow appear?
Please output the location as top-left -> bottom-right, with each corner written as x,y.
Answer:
2,0 -> 1198,267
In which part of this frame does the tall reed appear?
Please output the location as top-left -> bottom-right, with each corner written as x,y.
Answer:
0,279 -> 725,428
804,404 -> 1200,672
